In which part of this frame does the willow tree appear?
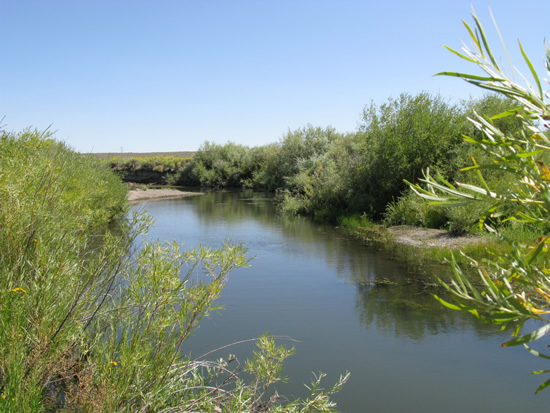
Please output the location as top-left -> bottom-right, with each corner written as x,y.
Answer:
408,12 -> 550,393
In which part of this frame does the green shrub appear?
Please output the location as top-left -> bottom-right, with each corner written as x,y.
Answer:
353,92 -> 469,218
174,141 -> 254,188
252,125 -> 342,191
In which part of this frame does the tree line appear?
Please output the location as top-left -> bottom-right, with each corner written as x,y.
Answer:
118,92 -> 524,233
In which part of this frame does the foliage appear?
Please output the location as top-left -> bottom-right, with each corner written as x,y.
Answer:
383,187 -> 490,234
255,125 -> 342,191
384,188 -> 448,229
106,97 -> 523,229
182,141 -> 253,187
353,92 -> 469,218
407,11 -> 550,393
0,129 -> 347,411
109,155 -> 190,172
278,93 -> 505,223
106,155 -> 192,184
278,134 -> 361,222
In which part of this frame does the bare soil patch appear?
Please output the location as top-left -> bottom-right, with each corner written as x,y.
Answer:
386,225 -> 484,249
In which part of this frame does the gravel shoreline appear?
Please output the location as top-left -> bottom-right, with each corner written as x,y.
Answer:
128,189 -> 203,204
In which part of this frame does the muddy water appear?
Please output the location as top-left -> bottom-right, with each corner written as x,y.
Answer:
133,190 -> 548,412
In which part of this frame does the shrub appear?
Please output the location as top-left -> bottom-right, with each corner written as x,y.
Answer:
353,92 -> 469,218
252,125 -> 342,191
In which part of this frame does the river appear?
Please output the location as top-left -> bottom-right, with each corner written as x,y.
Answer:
132,190 -> 548,412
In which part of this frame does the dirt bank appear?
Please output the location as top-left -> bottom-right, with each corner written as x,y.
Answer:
385,225 -> 485,249
128,189 -> 203,204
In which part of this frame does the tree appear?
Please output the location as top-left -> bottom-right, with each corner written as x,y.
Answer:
408,11 -> 550,393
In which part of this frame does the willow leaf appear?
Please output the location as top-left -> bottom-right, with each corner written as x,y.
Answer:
490,107 -> 524,120
433,294 -> 465,311
501,323 -> 550,347
434,71 -> 504,82
466,81 -> 528,99
535,378 -> 550,394
457,182 -> 496,197
472,12 -> 499,69
517,150 -> 543,158
440,45 -> 478,64
524,344 -> 550,361
462,19 -> 481,52
519,40 -> 543,99
419,179 -> 476,199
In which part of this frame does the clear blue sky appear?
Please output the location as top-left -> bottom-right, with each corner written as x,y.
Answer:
1,0 -> 548,153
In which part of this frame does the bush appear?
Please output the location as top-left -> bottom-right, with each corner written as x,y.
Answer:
252,125 -> 342,191
353,92 -> 469,218
384,189 -> 447,228
172,141 -> 254,188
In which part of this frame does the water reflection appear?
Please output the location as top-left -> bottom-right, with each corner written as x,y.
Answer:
135,190 -> 548,412
151,191 -> 499,342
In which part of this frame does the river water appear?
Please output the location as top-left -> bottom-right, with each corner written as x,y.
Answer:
133,190 -> 548,412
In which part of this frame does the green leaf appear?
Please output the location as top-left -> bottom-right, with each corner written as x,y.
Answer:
517,150 -> 543,158
472,12 -> 499,69
457,182 -> 496,197
433,294 -> 465,311
462,19 -> 481,52
535,378 -> 550,394
434,71 -> 505,82
439,45 -> 479,64
490,313 -> 522,323
489,107 -> 524,120
519,40 -> 544,99
501,323 -> 550,347
524,344 -> 550,361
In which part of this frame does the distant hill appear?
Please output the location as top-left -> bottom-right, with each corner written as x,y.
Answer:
85,151 -> 196,159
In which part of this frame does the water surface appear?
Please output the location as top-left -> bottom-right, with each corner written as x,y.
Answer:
133,190 -> 548,412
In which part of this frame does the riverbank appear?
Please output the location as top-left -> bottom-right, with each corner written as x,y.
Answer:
385,225 -> 485,249
128,188 -> 203,204
349,223 -> 496,269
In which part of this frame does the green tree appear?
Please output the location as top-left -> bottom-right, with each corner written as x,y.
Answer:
408,11 -> 550,393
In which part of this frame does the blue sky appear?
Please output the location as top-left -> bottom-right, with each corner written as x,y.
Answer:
1,1 -> 548,153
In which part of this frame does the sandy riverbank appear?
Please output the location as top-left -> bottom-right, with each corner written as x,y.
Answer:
385,225 -> 485,249
128,189 -> 203,204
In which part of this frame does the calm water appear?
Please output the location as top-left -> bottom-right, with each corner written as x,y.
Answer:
133,190 -> 548,412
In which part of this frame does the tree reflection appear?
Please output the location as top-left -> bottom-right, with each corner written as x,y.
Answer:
148,190 -> 509,342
